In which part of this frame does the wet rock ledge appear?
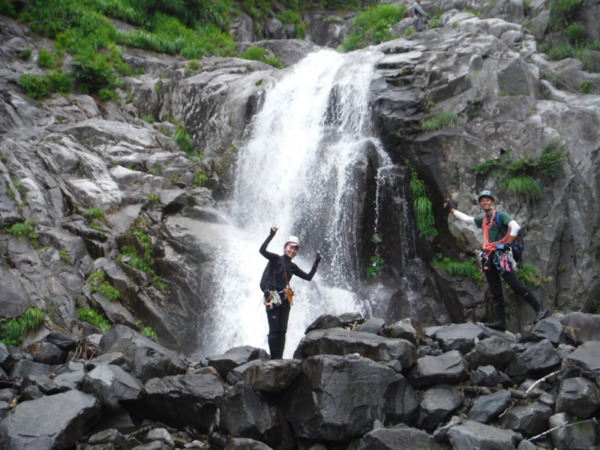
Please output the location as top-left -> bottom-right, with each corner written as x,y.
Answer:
1,311 -> 600,449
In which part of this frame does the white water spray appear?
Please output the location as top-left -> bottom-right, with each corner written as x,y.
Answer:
203,49 -> 395,357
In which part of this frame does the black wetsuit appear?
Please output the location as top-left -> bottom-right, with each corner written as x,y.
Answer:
259,230 -> 320,359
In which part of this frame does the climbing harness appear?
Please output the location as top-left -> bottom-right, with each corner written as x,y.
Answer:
264,290 -> 283,309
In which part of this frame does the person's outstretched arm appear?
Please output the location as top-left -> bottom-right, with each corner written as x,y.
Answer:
293,250 -> 322,281
444,199 -> 476,225
260,226 -> 280,260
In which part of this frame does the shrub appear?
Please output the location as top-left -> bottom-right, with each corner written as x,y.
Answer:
339,4 -> 407,52
420,110 -> 459,131
37,49 -> 54,68
77,307 -> 111,332
409,169 -> 437,237
0,0 -> 16,16
87,270 -> 120,301
19,49 -> 33,60
433,253 -> 482,281
19,73 -> 51,99
84,206 -> 105,221
98,87 -> 117,101
173,125 -> 193,154
7,220 -> 37,241
47,70 -> 72,94
71,50 -> 116,94
564,22 -> 585,45
186,59 -> 201,71
0,307 -> 45,346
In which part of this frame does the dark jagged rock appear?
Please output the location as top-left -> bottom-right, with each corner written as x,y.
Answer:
240,359 -> 302,393
354,426 -> 444,450
555,376 -> 600,419
207,345 -> 269,379
417,384 -> 463,431
465,335 -> 519,371
433,323 -> 485,354
468,390 -> 512,424
506,339 -> 561,382
408,350 -> 469,388
500,402 -> 554,438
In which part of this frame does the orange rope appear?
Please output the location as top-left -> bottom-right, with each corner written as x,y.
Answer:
482,211 -> 510,256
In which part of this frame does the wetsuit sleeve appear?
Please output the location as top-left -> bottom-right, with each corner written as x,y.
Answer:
291,257 -> 321,281
259,232 -> 279,261
452,209 -> 477,226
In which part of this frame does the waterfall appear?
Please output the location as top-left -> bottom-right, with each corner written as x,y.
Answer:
201,48 -> 397,358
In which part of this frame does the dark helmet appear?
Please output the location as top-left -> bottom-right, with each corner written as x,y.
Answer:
477,190 -> 495,202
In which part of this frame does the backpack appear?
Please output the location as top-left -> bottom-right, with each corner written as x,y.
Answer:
493,211 -> 524,265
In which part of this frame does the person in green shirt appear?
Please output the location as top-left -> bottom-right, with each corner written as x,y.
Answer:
444,190 -> 549,331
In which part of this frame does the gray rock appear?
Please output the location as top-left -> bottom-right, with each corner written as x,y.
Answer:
500,402 -> 553,438
240,359 -> 302,393
83,363 -> 143,410
0,390 -> 101,449
294,328 -> 416,368
87,428 -> 130,449
145,428 -> 175,449
506,339 -> 561,382
380,318 -> 424,345
465,336 -> 518,371
529,317 -> 565,344
409,350 -> 469,388
220,383 -> 282,443
562,312 -> 600,344
224,437 -> 273,450
549,412 -> 598,450
468,390 -> 511,424
560,340 -> 600,381
446,420 -> 521,449
357,317 -> 385,335
207,345 -> 269,379
434,323 -> 485,354
22,341 -> 67,365
555,376 -> 600,419
354,426 -> 444,450
283,354 -> 418,442
418,384 -> 463,431
470,365 -> 504,387
305,313 -> 344,333
98,325 -> 187,382
52,361 -> 86,391
142,367 -> 224,432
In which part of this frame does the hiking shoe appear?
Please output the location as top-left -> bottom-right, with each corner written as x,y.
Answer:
534,309 -> 550,323
484,320 -> 506,332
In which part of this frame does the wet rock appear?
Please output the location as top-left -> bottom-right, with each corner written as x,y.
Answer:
408,350 -> 469,388
380,318 -> 424,345
283,354 -> 418,442
549,412 -> 598,450
98,325 -> 187,382
500,402 -> 553,438
506,339 -> 561,382
446,420 -> 521,449
0,390 -> 101,449
468,390 -> 511,424
357,317 -> 385,334
305,314 -> 344,332
240,359 -> 302,393
555,376 -> 600,419
294,328 -> 416,368
354,426 -> 444,450
207,345 -> 269,379
417,384 -> 463,431
140,367 -> 224,432
560,340 -> 600,381
465,336 -> 518,371
82,363 -> 143,410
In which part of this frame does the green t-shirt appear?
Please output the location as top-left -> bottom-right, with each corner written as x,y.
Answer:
474,211 -> 512,243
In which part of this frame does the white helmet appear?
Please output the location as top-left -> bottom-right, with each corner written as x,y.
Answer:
285,236 -> 300,247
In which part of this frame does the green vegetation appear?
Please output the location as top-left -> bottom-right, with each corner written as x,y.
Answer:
0,0 -> 17,16
37,49 -> 54,68
193,169 -> 208,187
7,220 -> 38,241
19,70 -> 72,100
186,59 -> 201,71
0,307 -> 45,346
241,46 -> 284,69
59,250 -> 74,265
88,270 -> 120,301
474,142 -> 567,201
515,263 -> 544,289
84,206 -> 106,229
420,110 -> 459,132
433,253 -> 482,281
339,4 -> 407,52
173,125 -> 193,154
141,326 -> 158,340
118,225 -> 167,290
366,233 -> 384,278
77,307 -> 111,332
409,169 -> 437,238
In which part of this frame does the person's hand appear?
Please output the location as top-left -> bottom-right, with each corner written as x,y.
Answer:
316,249 -> 322,261
269,225 -> 279,237
443,199 -> 454,213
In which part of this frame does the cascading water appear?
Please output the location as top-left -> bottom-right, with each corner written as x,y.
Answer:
201,48 -> 403,357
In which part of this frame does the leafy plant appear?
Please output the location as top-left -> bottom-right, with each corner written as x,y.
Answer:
59,250 -> 73,265
7,220 -> 38,241
37,49 -> 54,68
88,270 -> 120,301
409,169 -> 437,238
142,115 -> 156,123
339,4 -> 407,52
433,253 -> 482,281
420,110 -> 459,132
84,206 -> 105,222
47,70 -> 72,94
186,59 -> 201,71
0,307 -> 45,346
579,80 -> 592,94
98,87 -> 116,101
241,46 -> 284,68
19,73 -> 51,99
77,307 -> 111,332
515,263 -> 544,289
141,326 -> 158,340
367,254 -> 384,278
193,169 -> 208,187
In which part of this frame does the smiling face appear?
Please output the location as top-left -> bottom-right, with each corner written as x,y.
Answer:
479,196 -> 495,213
284,243 -> 299,259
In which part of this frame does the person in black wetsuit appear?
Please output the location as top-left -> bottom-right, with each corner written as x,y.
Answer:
259,226 -> 322,359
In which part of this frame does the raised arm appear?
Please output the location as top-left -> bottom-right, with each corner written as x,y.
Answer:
260,226 -> 280,259
444,199 -> 476,225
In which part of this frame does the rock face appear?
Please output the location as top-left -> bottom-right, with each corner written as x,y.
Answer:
0,312 -> 599,449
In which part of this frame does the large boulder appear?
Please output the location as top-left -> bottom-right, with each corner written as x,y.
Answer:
283,354 -> 418,442
294,328 -> 416,368
0,390 -> 101,449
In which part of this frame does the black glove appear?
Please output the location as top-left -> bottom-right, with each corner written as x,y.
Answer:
269,227 -> 277,238
444,199 -> 454,213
